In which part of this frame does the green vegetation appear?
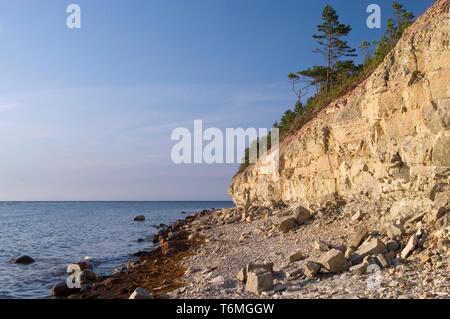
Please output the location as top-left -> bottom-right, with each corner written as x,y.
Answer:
238,1 -> 415,173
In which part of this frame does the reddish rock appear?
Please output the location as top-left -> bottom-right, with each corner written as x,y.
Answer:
160,240 -> 188,255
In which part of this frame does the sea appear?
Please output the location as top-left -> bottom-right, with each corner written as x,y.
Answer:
0,201 -> 233,299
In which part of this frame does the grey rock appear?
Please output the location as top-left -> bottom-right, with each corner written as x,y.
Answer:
134,215 -> 146,222
14,255 -> 35,265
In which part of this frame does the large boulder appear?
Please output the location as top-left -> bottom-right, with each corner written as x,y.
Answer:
13,255 -> 35,265
236,262 -> 273,283
352,238 -> 386,263
293,206 -> 312,224
318,249 -> 349,273
245,269 -> 273,293
279,218 -> 299,233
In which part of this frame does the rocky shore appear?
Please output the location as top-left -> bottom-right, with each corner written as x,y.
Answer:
56,196 -> 449,299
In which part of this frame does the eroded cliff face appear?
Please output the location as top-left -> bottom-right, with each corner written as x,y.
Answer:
230,0 -> 450,209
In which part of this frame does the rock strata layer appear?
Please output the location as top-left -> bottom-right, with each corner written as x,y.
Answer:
230,0 -> 450,209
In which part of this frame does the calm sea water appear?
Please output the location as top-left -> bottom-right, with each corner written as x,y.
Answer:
0,201 -> 233,299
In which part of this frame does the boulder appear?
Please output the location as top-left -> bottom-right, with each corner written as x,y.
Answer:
349,263 -> 368,275
134,215 -> 145,222
304,261 -> 321,279
400,235 -> 418,259
51,282 -> 80,298
353,238 -> 386,263
318,249 -> 349,273
375,254 -> 390,269
350,228 -> 369,249
246,269 -> 273,293
14,255 -> 35,265
129,287 -> 152,299
238,262 -> 273,283
279,218 -> 298,233
293,206 -> 311,224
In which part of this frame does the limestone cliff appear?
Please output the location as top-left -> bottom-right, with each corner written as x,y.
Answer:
230,0 -> 450,209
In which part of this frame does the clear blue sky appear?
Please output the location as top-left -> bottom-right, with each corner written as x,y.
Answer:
0,0 -> 434,201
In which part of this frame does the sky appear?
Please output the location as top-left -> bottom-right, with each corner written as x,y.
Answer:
0,0 -> 434,201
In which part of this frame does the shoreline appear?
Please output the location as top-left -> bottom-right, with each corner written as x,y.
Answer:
65,209 -> 212,299
63,199 -> 449,299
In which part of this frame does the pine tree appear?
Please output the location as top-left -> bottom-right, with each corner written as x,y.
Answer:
375,1 -> 415,58
312,5 -> 356,92
392,1 -> 415,38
